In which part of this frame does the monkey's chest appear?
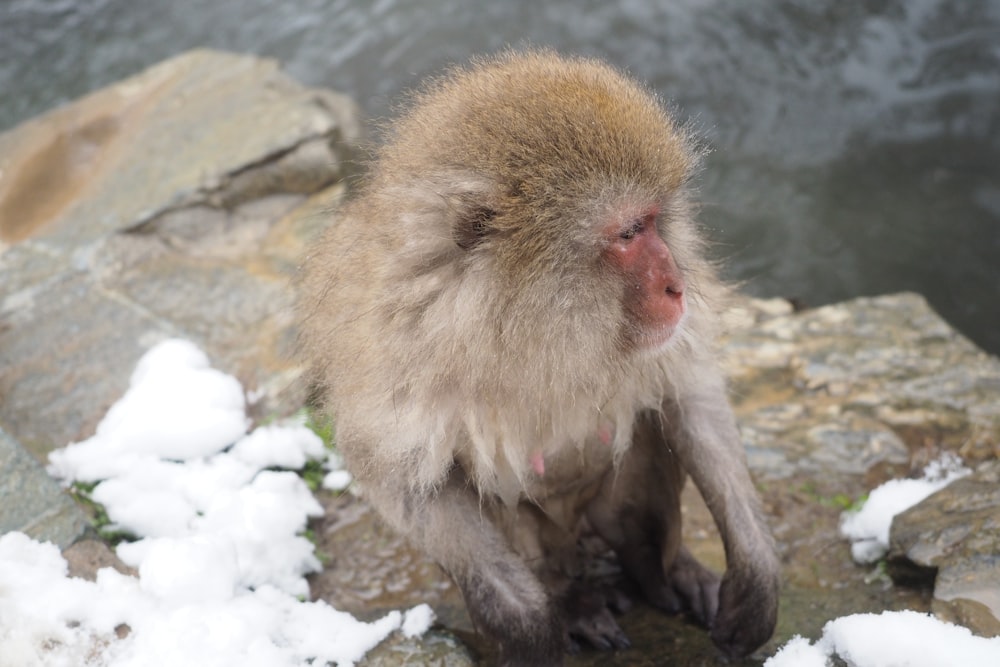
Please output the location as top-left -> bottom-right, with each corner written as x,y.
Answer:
494,435 -> 617,574
521,433 -> 616,501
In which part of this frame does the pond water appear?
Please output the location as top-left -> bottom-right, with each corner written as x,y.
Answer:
3,0 -> 998,352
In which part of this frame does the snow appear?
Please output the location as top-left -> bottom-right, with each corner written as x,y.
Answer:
46,340 -> 250,482
401,603 -> 435,638
0,338 -> 430,667
764,610 -> 1000,667
840,453 -> 970,563
322,469 -> 353,492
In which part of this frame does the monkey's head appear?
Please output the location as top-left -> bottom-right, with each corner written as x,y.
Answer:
373,50 -> 708,373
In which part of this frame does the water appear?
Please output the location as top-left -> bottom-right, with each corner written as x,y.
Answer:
3,0 -> 999,352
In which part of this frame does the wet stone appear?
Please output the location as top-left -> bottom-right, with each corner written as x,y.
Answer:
0,425 -> 89,549
0,50 -> 362,457
888,460 -> 1000,636
63,536 -> 136,581
361,628 -> 476,667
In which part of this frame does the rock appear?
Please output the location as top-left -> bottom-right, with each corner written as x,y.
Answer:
887,460 -> 1000,637
63,536 -> 136,580
723,293 -> 1000,481
360,629 -> 477,667
0,49 -> 362,459
0,425 -> 89,548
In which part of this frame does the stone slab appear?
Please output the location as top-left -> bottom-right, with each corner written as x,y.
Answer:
0,425 -> 89,548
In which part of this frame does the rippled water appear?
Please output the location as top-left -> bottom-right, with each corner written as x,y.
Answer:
3,0 -> 998,351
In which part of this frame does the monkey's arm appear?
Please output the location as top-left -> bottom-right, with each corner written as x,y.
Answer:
660,366 -> 780,657
359,467 -> 564,667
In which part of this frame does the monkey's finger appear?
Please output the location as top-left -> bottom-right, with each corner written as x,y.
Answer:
578,628 -> 631,651
667,547 -> 722,626
568,611 -> 631,651
605,587 -> 633,614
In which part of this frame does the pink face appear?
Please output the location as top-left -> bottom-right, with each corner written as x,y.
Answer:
602,206 -> 687,351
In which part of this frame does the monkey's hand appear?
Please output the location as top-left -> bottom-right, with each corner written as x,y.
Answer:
664,545 -> 721,627
561,581 -> 632,652
709,559 -> 780,657
365,473 -> 566,667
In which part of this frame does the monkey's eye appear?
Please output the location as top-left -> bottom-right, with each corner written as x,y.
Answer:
456,206 -> 497,250
619,219 -> 645,241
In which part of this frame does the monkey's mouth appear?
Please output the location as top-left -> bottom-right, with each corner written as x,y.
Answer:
636,307 -> 688,354
632,323 -> 679,355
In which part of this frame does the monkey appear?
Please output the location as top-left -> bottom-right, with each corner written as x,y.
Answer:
298,50 -> 779,665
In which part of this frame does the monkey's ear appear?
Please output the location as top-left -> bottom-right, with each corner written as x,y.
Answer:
454,205 -> 497,250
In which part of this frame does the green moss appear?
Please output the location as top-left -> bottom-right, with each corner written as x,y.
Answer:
301,459 -> 326,492
796,481 -> 868,512
302,408 -> 335,450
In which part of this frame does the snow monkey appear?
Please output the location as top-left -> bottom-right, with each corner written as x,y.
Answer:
298,50 -> 779,665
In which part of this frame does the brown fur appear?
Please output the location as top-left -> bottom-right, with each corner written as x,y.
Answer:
299,50 -> 778,665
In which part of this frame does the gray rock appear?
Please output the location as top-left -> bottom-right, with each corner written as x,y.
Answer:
0,49 -> 362,459
888,460 -> 1000,636
361,629 -> 476,667
0,425 -> 89,548
723,293 -> 1000,480
63,536 -> 136,580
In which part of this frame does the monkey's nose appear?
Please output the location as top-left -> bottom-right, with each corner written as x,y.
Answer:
665,280 -> 685,298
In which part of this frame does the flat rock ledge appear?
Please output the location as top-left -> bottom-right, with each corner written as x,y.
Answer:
721,294 -> 1000,641
0,48 -> 362,461
0,49 -> 998,663
889,459 -> 1000,636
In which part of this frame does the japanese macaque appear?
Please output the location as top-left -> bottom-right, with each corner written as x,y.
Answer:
298,50 -> 779,665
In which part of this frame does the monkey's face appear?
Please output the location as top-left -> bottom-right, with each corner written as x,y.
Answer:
375,50 -> 703,381
601,203 -> 687,353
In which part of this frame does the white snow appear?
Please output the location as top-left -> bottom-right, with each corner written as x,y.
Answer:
47,340 -> 250,482
322,469 -> 353,492
764,610 -> 1000,667
840,453 -> 970,563
322,450 -> 353,492
401,603 -> 435,638
0,338 -> 427,667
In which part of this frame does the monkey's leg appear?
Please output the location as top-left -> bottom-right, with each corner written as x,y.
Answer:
506,500 -> 632,653
660,368 -> 781,657
586,411 -> 720,626
362,471 -> 565,667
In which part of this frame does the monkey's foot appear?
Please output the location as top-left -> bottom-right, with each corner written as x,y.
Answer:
561,581 -> 632,652
642,546 -> 721,627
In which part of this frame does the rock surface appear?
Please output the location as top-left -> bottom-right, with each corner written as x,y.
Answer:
0,49 -> 998,665
0,49 -> 362,459
724,292 -> 1000,481
888,459 -> 1000,637
721,294 -> 1000,645
0,425 -> 88,548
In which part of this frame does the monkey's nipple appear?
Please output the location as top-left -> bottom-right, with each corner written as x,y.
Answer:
597,422 -> 614,446
530,450 -> 545,476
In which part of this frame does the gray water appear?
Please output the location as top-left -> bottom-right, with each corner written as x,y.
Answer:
3,0 -> 999,352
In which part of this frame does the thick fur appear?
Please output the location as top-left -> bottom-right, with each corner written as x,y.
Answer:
298,50 -> 778,664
